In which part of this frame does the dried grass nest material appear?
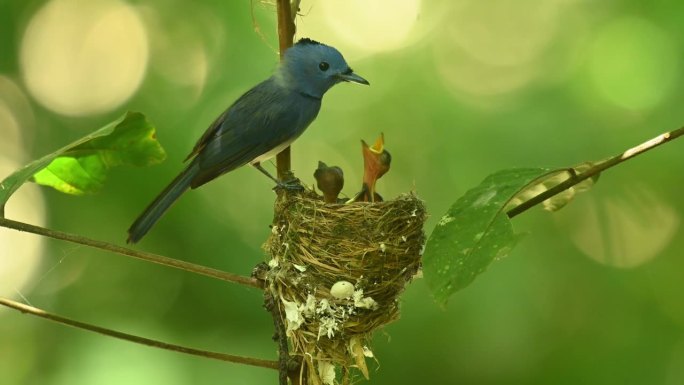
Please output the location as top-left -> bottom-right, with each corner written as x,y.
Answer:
264,190 -> 427,384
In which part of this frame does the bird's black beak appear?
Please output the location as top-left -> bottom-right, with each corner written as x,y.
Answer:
337,68 -> 369,85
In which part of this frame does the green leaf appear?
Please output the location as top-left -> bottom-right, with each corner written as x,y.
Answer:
423,168 -> 554,306
0,112 -> 165,215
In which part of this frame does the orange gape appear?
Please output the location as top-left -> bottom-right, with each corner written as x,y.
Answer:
360,133 -> 392,203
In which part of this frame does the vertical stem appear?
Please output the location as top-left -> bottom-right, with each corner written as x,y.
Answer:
275,0 -> 296,181
272,5 -> 298,384
264,290 -> 290,385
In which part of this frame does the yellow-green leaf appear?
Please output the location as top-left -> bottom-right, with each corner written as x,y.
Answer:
0,112 -> 165,215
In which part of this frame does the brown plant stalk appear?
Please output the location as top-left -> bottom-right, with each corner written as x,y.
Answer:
0,297 -> 278,370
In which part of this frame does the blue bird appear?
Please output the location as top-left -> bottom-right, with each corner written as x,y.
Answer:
127,38 -> 368,243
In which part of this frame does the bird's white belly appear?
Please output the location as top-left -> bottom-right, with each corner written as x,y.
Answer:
251,138 -> 296,164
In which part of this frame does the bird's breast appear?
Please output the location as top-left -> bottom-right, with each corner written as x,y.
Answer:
250,137 -> 297,164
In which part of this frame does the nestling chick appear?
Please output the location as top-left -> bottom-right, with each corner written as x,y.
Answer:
349,133 -> 391,203
314,161 -> 344,203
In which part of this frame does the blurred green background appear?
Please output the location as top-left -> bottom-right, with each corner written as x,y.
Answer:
2,0 -> 684,384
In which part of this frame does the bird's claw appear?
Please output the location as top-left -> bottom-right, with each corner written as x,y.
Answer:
274,178 -> 304,192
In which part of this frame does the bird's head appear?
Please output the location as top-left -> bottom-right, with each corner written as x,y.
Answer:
278,38 -> 369,99
314,161 -> 344,203
362,133 -> 391,181
361,133 -> 391,201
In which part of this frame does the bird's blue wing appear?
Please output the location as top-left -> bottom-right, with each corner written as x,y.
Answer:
183,82 -> 269,162
190,79 -> 320,188
184,108 -> 230,162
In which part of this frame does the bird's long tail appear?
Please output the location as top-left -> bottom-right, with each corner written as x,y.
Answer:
127,161 -> 200,243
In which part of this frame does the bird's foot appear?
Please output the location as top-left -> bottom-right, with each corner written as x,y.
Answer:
274,177 -> 305,192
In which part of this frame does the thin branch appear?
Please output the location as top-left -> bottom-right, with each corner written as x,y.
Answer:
275,0 -> 296,181
0,297 -> 279,370
0,217 -> 262,290
507,126 -> 684,218
250,0 -> 278,54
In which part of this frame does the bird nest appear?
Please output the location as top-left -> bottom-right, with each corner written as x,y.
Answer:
263,189 -> 426,384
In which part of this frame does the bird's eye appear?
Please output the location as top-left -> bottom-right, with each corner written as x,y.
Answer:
319,62 -> 330,71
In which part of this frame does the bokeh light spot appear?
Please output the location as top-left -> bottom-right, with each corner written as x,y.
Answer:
141,6 -> 214,101
447,0 -> 558,67
297,0 -> 421,59
589,17 -> 678,110
0,79 -> 44,301
0,103 -> 20,154
0,76 -> 35,156
0,158 -> 46,301
54,337 -> 187,385
434,43 -> 537,100
433,0 -> 572,104
20,0 -> 149,116
556,188 -> 679,268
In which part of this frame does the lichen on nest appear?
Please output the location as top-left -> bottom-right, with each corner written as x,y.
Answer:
263,189 -> 427,384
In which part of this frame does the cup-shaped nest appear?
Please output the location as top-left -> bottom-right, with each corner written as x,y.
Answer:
264,190 -> 426,384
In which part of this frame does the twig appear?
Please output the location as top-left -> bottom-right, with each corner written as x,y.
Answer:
249,0 -> 278,54
507,126 -> 684,218
275,0 -> 296,181
0,217 -> 262,290
0,297 -> 279,370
